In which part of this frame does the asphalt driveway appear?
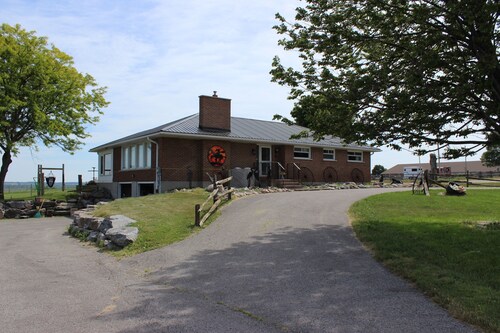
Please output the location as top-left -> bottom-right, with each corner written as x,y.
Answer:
0,189 -> 477,332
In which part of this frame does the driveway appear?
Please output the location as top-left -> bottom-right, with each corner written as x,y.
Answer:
0,189 -> 477,332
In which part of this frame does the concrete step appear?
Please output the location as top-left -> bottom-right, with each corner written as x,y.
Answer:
274,179 -> 303,189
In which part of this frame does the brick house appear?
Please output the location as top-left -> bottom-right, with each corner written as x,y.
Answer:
90,93 -> 380,197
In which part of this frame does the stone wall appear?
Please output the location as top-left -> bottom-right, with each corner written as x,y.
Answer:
69,206 -> 138,250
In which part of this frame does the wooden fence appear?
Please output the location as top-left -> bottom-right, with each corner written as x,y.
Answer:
195,176 -> 234,226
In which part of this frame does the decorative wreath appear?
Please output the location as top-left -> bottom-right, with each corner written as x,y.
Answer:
207,145 -> 227,167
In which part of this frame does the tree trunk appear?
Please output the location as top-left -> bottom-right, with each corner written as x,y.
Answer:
0,149 -> 13,202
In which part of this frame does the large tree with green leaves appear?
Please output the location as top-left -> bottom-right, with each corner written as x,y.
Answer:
480,145 -> 500,166
0,23 -> 108,200
271,0 -> 500,158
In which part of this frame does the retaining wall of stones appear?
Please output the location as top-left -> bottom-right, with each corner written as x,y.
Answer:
69,206 -> 139,250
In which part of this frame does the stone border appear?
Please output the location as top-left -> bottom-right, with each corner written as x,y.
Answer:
69,204 -> 138,250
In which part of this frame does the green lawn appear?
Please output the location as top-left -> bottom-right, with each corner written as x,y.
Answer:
93,189 -> 216,257
350,190 -> 500,333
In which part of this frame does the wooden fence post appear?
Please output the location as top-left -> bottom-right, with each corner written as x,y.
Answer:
195,204 -> 200,226
228,173 -> 232,200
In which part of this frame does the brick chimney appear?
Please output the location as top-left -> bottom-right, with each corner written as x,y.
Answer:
199,91 -> 231,131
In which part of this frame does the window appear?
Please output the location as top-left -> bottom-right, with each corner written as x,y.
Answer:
347,151 -> 363,162
122,142 -> 152,170
294,146 -> 311,159
100,153 -> 112,175
323,149 -> 335,161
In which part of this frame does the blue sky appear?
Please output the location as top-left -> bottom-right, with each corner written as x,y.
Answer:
3,0 -> 435,182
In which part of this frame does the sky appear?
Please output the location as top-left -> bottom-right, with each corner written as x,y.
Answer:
2,0 -> 455,182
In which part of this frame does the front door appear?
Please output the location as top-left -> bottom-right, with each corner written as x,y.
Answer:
259,146 -> 272,177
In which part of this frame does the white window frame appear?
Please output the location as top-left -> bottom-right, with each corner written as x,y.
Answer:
294,146 -> 311,160
100,153 -> 112,176
323,148 -> 335,161
122,142 -> 152,170
347,151 -> 363,162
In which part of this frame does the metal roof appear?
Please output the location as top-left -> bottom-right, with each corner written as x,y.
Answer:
90,114 -> 380,152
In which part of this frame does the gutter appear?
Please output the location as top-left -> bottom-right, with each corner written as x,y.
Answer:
147,137 -> 161,193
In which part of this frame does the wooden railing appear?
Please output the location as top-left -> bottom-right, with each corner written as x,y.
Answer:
195,176 -> 234,227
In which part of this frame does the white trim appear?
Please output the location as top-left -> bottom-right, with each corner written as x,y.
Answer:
323,148 -> 336,161
293,146 -> 311,160
259,145 -> 272,176
347,150 -> 364,162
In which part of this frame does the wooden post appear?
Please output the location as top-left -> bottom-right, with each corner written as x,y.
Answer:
78,175 -> 83,192
40,172 -> 45,196
213,176 -> 217,204
195,204 -> 200,226
62,164 -> 65,191
423,170 -> 430,196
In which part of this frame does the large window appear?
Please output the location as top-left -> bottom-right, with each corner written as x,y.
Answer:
122,142 -> 152,170
323,149 -> 335,161
294,146 -> 311,159
100,153 -> 112,175
347,151 -> 363,162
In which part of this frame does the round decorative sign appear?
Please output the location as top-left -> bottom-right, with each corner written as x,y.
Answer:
207,145 -> 227,167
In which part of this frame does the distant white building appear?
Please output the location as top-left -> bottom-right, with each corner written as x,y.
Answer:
383,161 -> 499,176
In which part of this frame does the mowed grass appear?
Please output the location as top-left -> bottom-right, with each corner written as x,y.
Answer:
350,190 -> 500,333
93,188 -> 215,257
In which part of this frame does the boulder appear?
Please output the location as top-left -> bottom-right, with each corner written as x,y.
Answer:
86,231 -> 99,242
4,208 -> 22,219
98,218 -> 113,233
107,215 -> 136,229
88,217 -> 104,231
106,227 -> 138,247
7,201 -> 32,210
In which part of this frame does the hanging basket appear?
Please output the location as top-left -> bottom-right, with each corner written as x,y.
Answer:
46,172 -> 56,188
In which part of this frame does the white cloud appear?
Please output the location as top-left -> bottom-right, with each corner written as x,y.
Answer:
3,0 -> 448,181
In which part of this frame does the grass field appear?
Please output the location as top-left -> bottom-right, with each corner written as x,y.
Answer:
92,188 -> 216,257
3,187 -> 78,201
350,189 -> 500,333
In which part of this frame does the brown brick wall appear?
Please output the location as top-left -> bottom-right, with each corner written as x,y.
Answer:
159,137 -> 203,182
230,142 -> 258,169
112,137 -> 372,186
278,146 -> 371,183
199,95 -> 231,131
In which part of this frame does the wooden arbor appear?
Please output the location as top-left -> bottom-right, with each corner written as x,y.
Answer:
37,164 -> 65,196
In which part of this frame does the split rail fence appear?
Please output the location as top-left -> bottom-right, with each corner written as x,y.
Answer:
195,176 -> 234,227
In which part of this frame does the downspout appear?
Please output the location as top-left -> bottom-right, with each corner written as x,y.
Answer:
147,137 -> 161,193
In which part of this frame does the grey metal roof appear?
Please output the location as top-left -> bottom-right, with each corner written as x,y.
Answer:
90,114 -> 380,152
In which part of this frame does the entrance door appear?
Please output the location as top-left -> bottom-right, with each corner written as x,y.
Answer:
259,146 -> 272,177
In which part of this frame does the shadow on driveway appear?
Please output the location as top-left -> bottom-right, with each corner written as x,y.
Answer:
110,223 -> 476,333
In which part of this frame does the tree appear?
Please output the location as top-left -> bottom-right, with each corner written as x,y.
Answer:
271,1 -> 500,158
0,24 -> 108,200
371,164 -> 386,176
480,145 -> 500,166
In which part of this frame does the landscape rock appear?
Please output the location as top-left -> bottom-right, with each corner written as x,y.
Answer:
88,217 -> 104,231
97,232 -> 106,242
8,201 -> 32,210
98,218 -> 113,233
105,227 -> 138,247
4,208 -> 22,219
86,231 -> 99,242
106,215 -> 137,229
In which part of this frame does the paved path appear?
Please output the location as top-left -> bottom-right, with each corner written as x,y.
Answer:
0,189 -> 477,332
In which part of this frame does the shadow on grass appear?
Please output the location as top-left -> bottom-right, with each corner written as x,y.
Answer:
99,224 -> 475,333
